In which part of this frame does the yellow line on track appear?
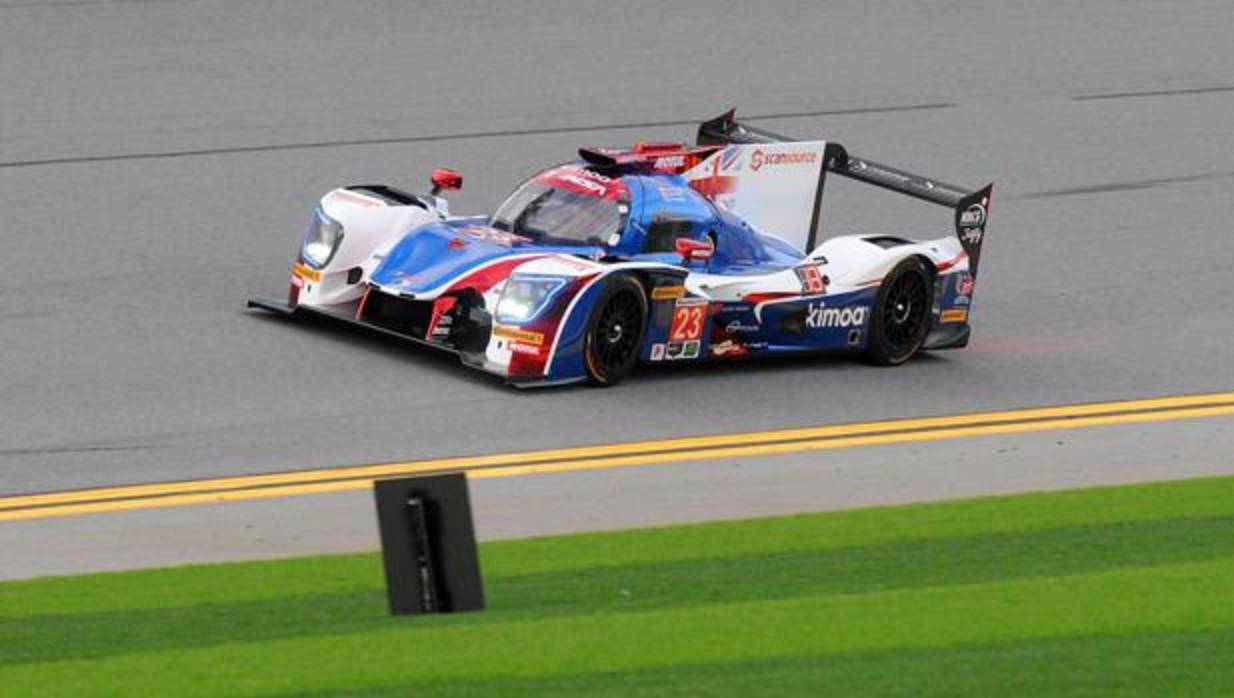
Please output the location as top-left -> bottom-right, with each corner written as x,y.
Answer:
2,392 -> 1232,522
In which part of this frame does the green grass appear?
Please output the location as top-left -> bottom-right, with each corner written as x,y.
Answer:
4,476 -> 1234,696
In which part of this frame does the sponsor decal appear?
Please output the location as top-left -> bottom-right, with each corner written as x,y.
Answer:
940,308 -> 969,323
665,340 -> 701,360
539,165 -> 626,200
651,285 -> 687,301
558,173 -> 608,197
427,297 -> 457,339
953,294 -> 971,306
446,237 -> 468,250
710,339 -> 747,357
724,320 -> 760,334
956,273 -> 975,296
959,203 -> 986,228
958,200 -> 988,245
795,265 -> 827,294
553,165 -> 616,184
655,184 -> 687,201
462,226 -> 530,246
749,148 -> 819,172
653,155 -> 685,170
292,261 -> 321,283
508,341 -> 541,356
647,150 -> 718,175
805,302 -> 868,330
669,299 -> 707,342
493,325 -> 545,345
649,343 -> 666,361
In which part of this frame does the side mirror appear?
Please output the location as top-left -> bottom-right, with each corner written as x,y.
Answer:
430,168 -> 463,196
674,237 -> 714,263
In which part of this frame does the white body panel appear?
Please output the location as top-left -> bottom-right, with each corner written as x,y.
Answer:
294,188 -> 443,307
680,234 -> 965,304
811,234 -> 968,288
682,141 -> 829,253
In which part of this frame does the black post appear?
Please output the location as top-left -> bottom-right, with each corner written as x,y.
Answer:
374,473 -> 485,616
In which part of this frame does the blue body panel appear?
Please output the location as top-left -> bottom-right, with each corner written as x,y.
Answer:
544,279 -> 607,380
370,218 -> 602,295
636,287 -> 879,367
371,172 -> 807,296
620,174 -> 805,274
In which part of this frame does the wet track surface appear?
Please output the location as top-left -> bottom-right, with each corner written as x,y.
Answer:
2,0 -> 1232,575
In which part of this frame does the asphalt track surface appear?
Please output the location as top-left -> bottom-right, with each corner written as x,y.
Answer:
2,0 -> 1233,578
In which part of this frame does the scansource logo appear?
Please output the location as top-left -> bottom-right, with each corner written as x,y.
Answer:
749,148 -> 819,172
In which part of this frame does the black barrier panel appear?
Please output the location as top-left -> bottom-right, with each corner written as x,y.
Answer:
374,473 -> 485,615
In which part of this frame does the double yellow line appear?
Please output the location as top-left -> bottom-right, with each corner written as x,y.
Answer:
2,392 -> 1232,522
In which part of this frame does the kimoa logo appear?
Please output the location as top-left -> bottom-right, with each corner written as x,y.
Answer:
806,302 -> 868,329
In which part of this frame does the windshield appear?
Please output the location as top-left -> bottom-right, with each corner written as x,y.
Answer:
491,167 -> 627,246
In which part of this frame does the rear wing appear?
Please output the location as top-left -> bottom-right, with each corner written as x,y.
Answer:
698,110 -> 994,276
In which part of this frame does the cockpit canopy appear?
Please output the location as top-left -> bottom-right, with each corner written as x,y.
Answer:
490,165 -> 629,247
488,161 -> 804,270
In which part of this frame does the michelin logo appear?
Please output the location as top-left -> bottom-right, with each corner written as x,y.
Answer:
805,302 -> 868,329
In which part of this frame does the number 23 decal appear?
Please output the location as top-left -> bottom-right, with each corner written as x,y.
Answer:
670,301 -> 707,342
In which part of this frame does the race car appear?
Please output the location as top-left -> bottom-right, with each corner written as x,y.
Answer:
248,110 -> 993,387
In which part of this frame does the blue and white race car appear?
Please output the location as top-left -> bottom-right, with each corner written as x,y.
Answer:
249,111 -> 993,387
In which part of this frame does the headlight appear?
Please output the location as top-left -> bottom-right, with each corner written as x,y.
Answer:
495,276 -> 568,324
300,209 -> 343,269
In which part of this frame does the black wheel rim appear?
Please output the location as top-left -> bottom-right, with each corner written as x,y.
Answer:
591,291 -> 642,374
882,271 -> 928,355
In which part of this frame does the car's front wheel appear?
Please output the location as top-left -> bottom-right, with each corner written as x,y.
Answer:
867,257 -> 934,366
582,276 -> 647,386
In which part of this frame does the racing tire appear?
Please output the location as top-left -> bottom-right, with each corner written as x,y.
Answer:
582,276 -> 647,386
867,257 -> 934,366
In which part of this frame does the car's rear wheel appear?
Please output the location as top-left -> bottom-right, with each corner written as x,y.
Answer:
867,257 -> 933,366
583,276 -> 647,386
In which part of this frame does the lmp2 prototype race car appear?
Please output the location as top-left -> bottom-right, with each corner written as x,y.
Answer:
249,110 -> 993,387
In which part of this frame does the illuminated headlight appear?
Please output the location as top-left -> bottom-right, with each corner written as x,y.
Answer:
495,276 -> 568,324
300,209 -> 344,269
